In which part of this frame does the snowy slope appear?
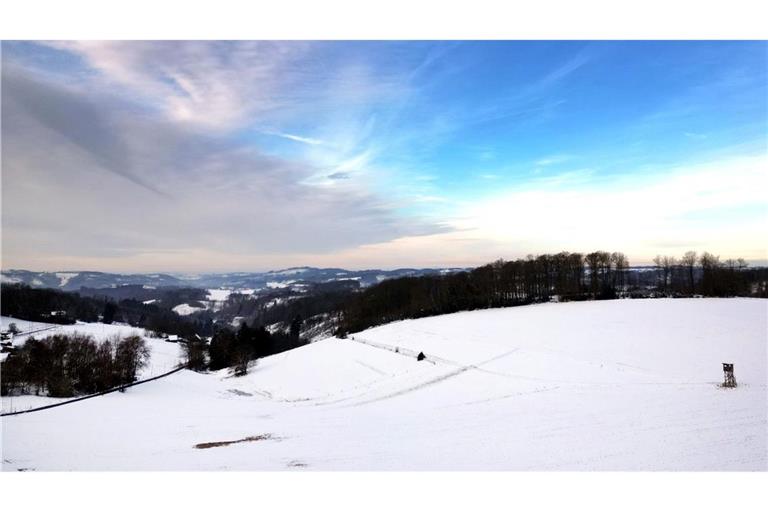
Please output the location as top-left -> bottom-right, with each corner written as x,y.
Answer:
2,299 -> 766,470
172,303 -> 207,316
1,315 -> 183,412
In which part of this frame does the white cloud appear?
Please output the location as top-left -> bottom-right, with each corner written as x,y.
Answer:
1,60 -> 448,271
267,131 -> 324,145
535,154 -> 572,166
453,154 -> 768,262
4,42 -> 764,272
307,154 -> 767,268
42,41 -> 313,131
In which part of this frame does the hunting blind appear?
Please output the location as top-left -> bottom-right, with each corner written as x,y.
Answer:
722,363 -> 736,388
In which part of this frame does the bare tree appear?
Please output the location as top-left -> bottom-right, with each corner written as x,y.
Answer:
681,251 -> 698,294
653,255 -> 665,291
114,335 -> 150,384
653,255 -> 676,294
700,252 -> 721,296
611,252 -> 629,293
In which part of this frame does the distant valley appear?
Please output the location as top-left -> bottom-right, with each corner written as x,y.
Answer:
0,267 -> 467,292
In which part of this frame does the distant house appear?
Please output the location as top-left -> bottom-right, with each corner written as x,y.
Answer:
41,310 -> 70,321
165,334 -> 191,344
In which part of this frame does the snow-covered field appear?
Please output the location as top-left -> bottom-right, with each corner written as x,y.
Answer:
172,303 -> 207,316
206,288 -> 234,302
1,316 -> 183,413
2,299 -> 766,470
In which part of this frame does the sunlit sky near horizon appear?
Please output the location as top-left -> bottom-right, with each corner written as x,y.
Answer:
2,41 -> 766,272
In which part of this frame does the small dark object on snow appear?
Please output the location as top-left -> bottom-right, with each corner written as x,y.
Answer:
722,363 -> 737,388
417,352 -> 426,361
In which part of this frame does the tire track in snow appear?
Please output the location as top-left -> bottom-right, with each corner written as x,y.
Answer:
349,335 -> 569,383
349,336 -> 699,386
354,359 -> 389,376
349,335 -> 520,370
346,365 -> 472,407
449,385 -> 562,407
343,338 -> 525,407
346,335 -> 436,364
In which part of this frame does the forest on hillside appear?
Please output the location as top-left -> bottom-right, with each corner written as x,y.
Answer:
1,284 -> 209,337
3,249 -> 766,373
339,250 -> 767,334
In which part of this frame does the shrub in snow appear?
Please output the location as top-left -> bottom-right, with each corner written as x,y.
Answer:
232,349 -> 252,377
184,341 -> 208,372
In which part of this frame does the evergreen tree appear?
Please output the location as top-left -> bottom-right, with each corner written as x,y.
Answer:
102,302 -> 118,324
289,315 -> 302,339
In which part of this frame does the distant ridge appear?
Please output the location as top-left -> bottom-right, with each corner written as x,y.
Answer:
1,267 -> 469,291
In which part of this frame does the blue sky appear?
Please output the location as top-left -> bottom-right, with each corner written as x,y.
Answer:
2,41 -> 766,271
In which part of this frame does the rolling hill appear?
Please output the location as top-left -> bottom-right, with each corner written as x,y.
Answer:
2,298 -> 766,470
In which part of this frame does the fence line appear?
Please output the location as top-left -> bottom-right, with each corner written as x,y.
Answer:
1,365 -> 186,417
6,324 -> 60,339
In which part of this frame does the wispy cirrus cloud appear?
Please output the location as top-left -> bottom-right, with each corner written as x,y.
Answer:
39,41 -> 314,131
3,41 -> 765,271
266,131 -> 324,145
1,48 -> 449,271
534,154 -> 572,167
